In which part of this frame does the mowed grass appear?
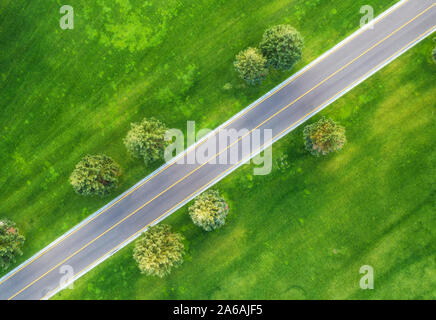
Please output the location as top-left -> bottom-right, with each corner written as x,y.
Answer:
55,38 -> 436,300
0,0 -> 396,276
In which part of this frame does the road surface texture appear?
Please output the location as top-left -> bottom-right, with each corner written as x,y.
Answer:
0,0 -> 435,300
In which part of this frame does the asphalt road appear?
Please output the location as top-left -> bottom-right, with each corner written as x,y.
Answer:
1,0 -> 435,300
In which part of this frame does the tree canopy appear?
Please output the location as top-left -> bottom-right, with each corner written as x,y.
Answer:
303,117 -> 346,156
124,117 -> 169,165
432,46 -> 436,63
69,154 -> 121,197
0,219 -> 25,271
234,47 -> 268,85
133,224 -> 184,278
189,189 -> 229,231
259,24 -> 303,70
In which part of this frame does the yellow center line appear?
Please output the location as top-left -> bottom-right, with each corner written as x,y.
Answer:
9,1 -> 435,300
41,21 -> 436,301
0,0 -> 410,287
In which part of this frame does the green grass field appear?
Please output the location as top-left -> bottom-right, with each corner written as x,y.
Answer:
54,37 -> 436,300
3,0 -> 435,300
0,0 -> 397,277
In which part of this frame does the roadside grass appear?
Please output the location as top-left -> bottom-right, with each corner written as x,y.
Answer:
0,0 -> 396,276
55,38 -> 436,300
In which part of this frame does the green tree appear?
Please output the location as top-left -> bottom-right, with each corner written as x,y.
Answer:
303,117 -> 346,156
189,189 -> 229,231
432,46 -> 436,63
0,219 -> 25,271
234,47 -> 268,85
69,154 -> 120,197
124,117 -> 169,165
133,224 -> 184,278
259,24 -> 303,70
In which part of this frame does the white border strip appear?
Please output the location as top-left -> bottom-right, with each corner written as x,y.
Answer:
0,0 -> 409,288
43,22 -> 435,300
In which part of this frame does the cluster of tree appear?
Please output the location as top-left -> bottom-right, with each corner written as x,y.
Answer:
188,189 -> 229,231
303,117 -> 346,156
133,189 -> 230,277
66,116 -> 194,278
70,118 -> 169,197
234,25 -> 304,85
133,224 -> 184,278
0,219 -> 25,271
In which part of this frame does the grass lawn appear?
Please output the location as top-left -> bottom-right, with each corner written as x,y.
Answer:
55,37 -> 436,300
0,0 -> 397,277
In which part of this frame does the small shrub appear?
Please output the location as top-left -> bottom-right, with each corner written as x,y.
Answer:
124,117 -> 169,165
70,154 -> 120,197
0,219 -> 25,271
303,117 -> 346,156
223,83 -> 233,91
189,189 -> 229,231
133,224 -> 184,277
259,25 -> 304,70
234,47 -> 268,85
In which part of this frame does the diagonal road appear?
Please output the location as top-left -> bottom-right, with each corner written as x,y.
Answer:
0,0 -> 435,300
